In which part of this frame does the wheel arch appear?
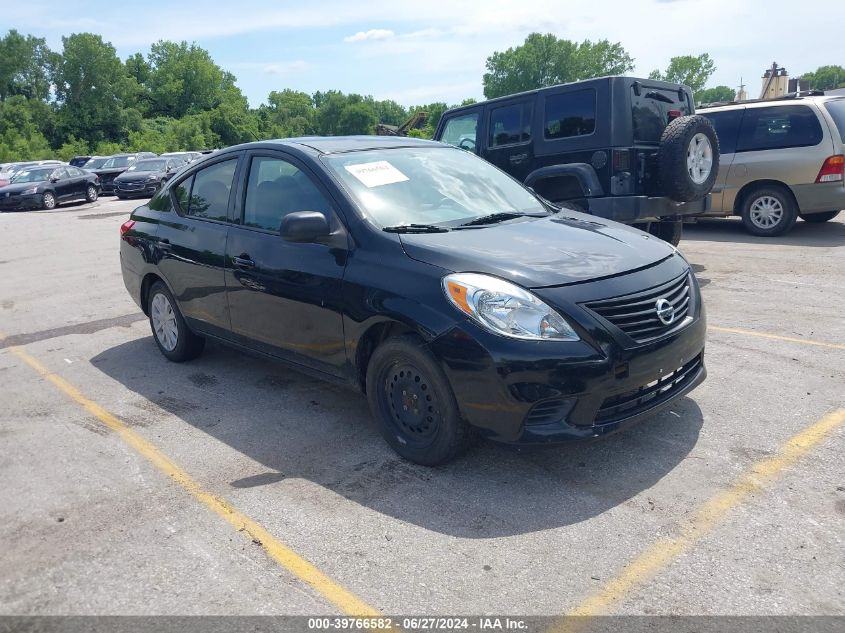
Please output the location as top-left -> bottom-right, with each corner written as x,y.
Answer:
139,272 -> 173,316
733,179 -> 799,215
352,319 -> 424,393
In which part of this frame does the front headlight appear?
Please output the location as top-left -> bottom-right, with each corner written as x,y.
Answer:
21,186 -> 37,195
442,273 -> 579,341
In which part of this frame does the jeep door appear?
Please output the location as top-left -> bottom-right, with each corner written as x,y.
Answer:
437,109 -> 482,155
156,154 -> 241,336
699,108 -> 743,215
484,99 -> 535,182
223,150 -> 348,377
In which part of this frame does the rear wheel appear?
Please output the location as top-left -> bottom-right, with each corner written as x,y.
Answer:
85,184 -> 98,203
148,281 -> 205,362
41,191 -> 56,210
366,335 -> 471,465
740,187 -> 797,236
648,220 -> 683,246
799,210 -> 840,223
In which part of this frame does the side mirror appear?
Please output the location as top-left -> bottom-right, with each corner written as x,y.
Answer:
50,177 -> 59,183
281,211 -> 330,243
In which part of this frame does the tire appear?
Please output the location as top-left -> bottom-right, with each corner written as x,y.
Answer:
366,335 -> 471,466
116,193 -> 126,200
41,191 -> 56,210
147,281 -> 205,362
740,187 -> 797,237
800,210 -> 841,223
648,220 -> 683,246
657,115 -> 719,202
85,184 -> 98,203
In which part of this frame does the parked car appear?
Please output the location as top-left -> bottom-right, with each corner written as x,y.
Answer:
0,165 -> 100,211
92,152 -> 157,194
81,156 -> 110,171
698,93 -> 845,235
161,151 -> 202,165
434,76 -> 719,245
120,137 -> 706,465
69,155 -> 92,168
114,158 -> 183,199
0,160 -> 63,187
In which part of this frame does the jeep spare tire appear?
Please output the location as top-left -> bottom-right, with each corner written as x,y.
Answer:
657,115 -> 719,203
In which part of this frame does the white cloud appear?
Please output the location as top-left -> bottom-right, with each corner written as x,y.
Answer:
344,29 -> 395,43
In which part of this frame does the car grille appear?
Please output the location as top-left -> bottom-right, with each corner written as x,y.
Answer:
594,354 -> 702,425
584,272 -> 692,343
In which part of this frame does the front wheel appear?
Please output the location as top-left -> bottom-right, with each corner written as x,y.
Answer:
740,188 -> 797,236
41,191 -> 56,210
800,210 -> 840,223
85,185 -> 98,203
148,281 -> 205,362
366,335 -> 472,466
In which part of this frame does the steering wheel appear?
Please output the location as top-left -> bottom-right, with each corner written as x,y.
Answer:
458,138 -> 476,152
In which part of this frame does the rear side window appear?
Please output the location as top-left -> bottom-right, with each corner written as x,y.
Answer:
173,158 -> 237,221
701,109 -> 743,154
824,99 -> 845,143
544,89 -> 596,139
736,105 -> 823,152
440,112 -> 479,151
489,102 -> 532,147
242,156 -> 332,232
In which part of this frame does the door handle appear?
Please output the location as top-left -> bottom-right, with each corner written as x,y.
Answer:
233,254 -> 255,269
509,153 -> 528,164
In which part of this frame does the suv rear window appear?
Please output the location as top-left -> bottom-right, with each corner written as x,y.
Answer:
631,86 -> 692,143
489,102 -> 532,147
736,105 -> 823,152
824,99 -> 845,143
544,89 -> 596,139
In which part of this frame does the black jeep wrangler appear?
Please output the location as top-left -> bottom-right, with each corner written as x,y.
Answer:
434,76 -> 719,244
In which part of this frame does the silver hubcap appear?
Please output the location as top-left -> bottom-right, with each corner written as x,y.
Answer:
87,186 -> 96,200
151,292 -> 179,351
687,133 -> 713,185
749,196 -> 784,229
43,193 -> 55,208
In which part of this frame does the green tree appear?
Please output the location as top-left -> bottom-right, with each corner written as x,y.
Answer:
649,53 -> 716,93
697,85 -> 735,105
0,95 -> 53,161
52,33 -> 132,144
0,30 -> 55,101
372,99 -> 407,126
482,33 -> 634,99
801,65 -> 845,90
56,136 -> 91,161
337,102 -> 377,135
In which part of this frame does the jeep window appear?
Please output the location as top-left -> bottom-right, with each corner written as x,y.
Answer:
632,86 -> 691,143
701,109 -> 743,154
823,99 -> 845,143
489,102 -> 532,147
736,105 -> 823,152
440,112 -> 479,152
544,89 -> 596,139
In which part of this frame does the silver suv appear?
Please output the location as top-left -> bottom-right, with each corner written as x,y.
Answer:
699,94 -> 845,236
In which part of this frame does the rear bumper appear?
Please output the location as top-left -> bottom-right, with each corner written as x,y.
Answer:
587,194 -> 710,222
791,181 -> 845,214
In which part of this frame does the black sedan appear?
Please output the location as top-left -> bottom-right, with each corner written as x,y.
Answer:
0,165 -> 100,211
114,158 -> 183,199
120,137 -> 706,465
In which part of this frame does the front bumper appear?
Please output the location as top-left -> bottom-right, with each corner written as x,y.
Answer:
429,259 -> 707,444
587,194 -> 710,223
0,193 -> 41,211
114,181 -> 159,197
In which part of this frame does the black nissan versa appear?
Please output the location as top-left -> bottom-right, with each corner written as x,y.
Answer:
120,137 -> 706,465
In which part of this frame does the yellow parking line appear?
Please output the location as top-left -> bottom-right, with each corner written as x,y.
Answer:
549,407 -> 845,631
3,339 -> 380,617
708,325 -> 845,351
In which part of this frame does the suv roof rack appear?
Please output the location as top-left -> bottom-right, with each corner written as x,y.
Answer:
700,90 -> 826,109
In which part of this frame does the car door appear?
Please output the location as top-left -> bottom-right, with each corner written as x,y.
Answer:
50,168 -> 74,201
700,108 -> 743,215
155,154 -> 242,337
484,99 -> 535,182
437,109 -> 482,155
66,166 -> 87,198
224,150 -> 348,376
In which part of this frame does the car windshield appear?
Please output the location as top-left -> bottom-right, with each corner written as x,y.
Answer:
83,157 -> 108,170
11,168 -> 54,183
128,159 -> 166,172
102,156 -> 133,169
323,147 -> 545,228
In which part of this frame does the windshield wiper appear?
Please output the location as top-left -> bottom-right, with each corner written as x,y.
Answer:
457,211 -> 543,227
382,223 -> 450,234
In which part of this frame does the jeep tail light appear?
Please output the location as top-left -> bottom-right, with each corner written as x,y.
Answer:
612,149 -> 630,171
816,155 -> 844,183
667,109 -> 682,122
120,219 -> 135,236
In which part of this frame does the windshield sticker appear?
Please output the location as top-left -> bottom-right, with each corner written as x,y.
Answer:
344,161 -> 409,188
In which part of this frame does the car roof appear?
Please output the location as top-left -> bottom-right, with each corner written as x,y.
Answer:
219,136 -> 444,156
700,95 -> 844,113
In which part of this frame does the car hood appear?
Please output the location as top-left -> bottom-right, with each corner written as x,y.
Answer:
397,211 -> 676,289
0,181 -> 44,194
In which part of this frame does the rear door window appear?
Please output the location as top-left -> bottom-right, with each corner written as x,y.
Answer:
173,159 -> 238,221
736,105 -> 823,152
701,109 -> 743,154
544,89 -> 596,139
489,101 -> 532,147
824,99 -> 845,143
439,112 -> 479,152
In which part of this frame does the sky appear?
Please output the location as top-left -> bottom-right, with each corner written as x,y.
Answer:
4,0 -> 844,108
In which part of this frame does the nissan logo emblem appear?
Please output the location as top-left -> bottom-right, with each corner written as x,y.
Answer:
655,298 -> 675,325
